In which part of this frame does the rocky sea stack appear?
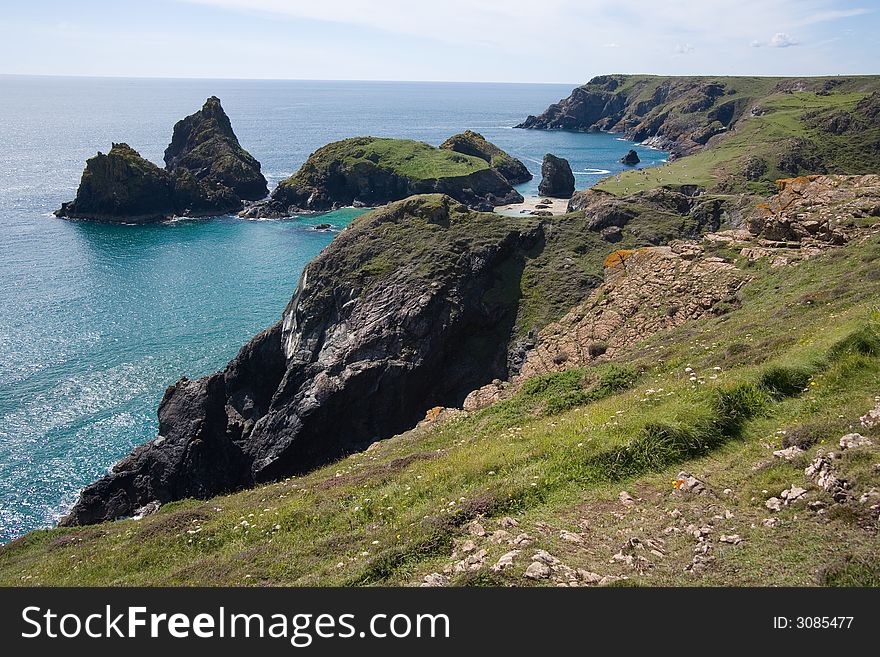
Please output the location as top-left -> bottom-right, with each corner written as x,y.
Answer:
244,136 -> 523,217
538,154 -> 575,198
56,97 -> 266,222
620,149 -> 640,165
439,130 -> 532,185
164,96 -> 268,201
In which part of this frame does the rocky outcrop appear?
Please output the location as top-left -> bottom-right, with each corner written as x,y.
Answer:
164,96 -> 268,201
620,149 -> 640,165
245,137 -> 522,217
440,130 -> 532,185
57,97 -> 265,222
516,243 -> 748,380
538,154 -> 575,198
60,195 -> 543,525
742,175 -> 880,265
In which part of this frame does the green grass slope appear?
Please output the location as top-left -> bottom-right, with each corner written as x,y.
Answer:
3,218 -> 879,586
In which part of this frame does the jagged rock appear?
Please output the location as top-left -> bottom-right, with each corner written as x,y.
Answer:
467,521 -> 486,537
252,137 -> 522,216
499,516 -> 519,528
164,96 -> 268,201
439,130 -> 532,185
60,195 -> 544,525
132,501 -> 161,520
839,433 -> 872,450
537,154 -> 575,198
618,491 -> 635,506
765,497 -> 783,512
719,534 -> 742,545
620,149 -> 640,165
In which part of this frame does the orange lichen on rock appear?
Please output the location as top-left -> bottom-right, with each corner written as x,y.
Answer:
603,249 -> 636,269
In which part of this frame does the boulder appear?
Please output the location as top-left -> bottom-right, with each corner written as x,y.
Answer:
537,154 -> 575,198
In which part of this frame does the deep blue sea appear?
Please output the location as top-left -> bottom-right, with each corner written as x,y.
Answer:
0,76 -> 666,543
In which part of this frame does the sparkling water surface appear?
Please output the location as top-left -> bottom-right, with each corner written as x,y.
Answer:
0,76 -> 666,542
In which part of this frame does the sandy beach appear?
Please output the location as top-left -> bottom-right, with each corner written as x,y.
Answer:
494,196 -> 570,216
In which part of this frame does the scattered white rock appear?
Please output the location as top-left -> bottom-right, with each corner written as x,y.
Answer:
489,530 -> 510,544
460,540 -> 476,553
839,433 -> 872,450
765,497 -> 783,512
860,402 -> 880,429
511,533 -> 534,546
499,516 -> 519,528
467,521 -> 486,537
132,500 -> 161,520
619,491 -> 635,506
560,530 -> 584,544
531,550 -> 561,566
720,534 -> 743,545
577,569 -> 604,585
781,486 -> 807,503
773,446 -> 805,461
491,550 -> 520,573
761,518 -> 780,528
524,561 -> 551,580
675,471 -> 707,494
420,573 -> 448,587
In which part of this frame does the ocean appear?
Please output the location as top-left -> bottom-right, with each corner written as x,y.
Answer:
0,76 -> 666,543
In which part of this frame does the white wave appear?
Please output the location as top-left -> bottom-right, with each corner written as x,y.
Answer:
574,168 -> 611,175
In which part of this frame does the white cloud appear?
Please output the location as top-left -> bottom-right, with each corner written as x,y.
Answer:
770,32 -> 798,47
674,43 -> 695,54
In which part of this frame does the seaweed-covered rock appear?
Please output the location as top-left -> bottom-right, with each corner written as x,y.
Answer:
247,137 -> 522,217
164,96 -> 268,201
440,130 -> 532,185
538,154 -> 575,198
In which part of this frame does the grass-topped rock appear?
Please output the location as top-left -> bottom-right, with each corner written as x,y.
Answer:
57,97 -> 266,222
440,130 -> 532,185
248,137 -> 523,217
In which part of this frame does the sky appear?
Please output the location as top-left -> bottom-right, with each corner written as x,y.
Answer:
0,0 -> 877,83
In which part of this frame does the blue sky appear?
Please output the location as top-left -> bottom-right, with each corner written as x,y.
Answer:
1,0 -> 877,83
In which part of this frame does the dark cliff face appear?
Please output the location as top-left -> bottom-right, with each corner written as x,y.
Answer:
439,130 -> 533,185
164,96 -> 268,201
516,75 -> 760,158
60,195 -> 543,525
538,154 -> 575,198
247,137 -> 524,218
57,97 -> 266,222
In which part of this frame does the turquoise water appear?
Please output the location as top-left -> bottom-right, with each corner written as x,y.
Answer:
0,76 -> 666,542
